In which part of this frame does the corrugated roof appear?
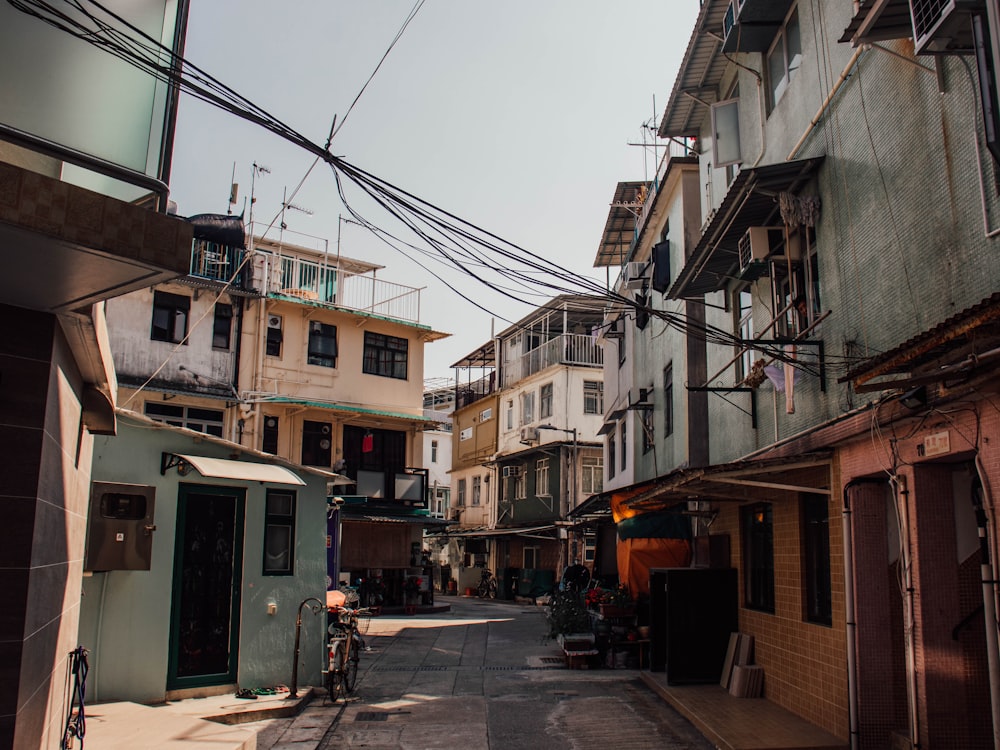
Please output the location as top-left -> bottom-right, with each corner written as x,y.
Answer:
838,0 -> 914,46
261,397 -> 434,423
594,181 -> 648,268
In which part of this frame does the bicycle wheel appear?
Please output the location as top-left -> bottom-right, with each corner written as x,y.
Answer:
344,637 -> 360,693
327,640 -> 346,702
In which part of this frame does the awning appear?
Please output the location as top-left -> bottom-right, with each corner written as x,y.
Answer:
621,452 -> 832,512
668,157 -> 825,299
258,396 -> 435,425
434,524 -> 557,539
341,512 -> 451,527
839,0 -> 914,47
594,181 -> 648,268
163,453 -> 305,485
840,292 -> 1000,392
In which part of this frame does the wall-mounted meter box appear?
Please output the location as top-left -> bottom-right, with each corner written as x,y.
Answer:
85,482 -> 156,571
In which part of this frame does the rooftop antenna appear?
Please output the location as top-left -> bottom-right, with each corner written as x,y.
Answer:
249,162 -> 270,246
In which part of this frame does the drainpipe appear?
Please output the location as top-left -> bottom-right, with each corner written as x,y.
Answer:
892,473 -> 921,748
788,46 -> 865,161
973,455 -> 1000,750
843,478 -> 888,750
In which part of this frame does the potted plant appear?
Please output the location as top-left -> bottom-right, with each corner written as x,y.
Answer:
544,589 -> 593,643
598,584 -> 635,618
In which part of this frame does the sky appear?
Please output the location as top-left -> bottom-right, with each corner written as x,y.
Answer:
168,1 -> 701,381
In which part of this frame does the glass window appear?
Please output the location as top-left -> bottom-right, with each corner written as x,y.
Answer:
212,303 -> 233,350
145,402 -> 223,437
262,415 -> 279,454
150,291 -> 189,344
582,456 -> 603,494
514,469 -> 527,500
472,476 -> 482,506
363,331 -> 409,379
457,478 -> 466,506
505,400 -> 514,431
301,420 -> 332,467
263,490 -> 295,575
583,529 -> 597,562
524,546 -> 540,569
803,494 -> 832,625
307,322 -> 338,368
711,97 -> 742,167
736,288 -> 754,382
520,391 -> 535,425
266,315 -> 283,357
431,440 -> 438,463
583,381 -> 604,415
766,6 -> 802,110
641,407 -> 654,454
536,458 -> 550,496
540,383 -> 553,420
608,430 -> 616,480
664,364 -> 674,437
620,418 -> 627,472
742,503 -> 775,612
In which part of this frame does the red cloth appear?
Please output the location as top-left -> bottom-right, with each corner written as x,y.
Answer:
616,536 -> 691,597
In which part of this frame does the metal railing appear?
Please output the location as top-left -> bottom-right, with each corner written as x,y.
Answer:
501,333 -> 603,387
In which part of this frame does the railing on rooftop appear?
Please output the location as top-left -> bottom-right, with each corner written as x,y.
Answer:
257,250 -> 422,324
501,333 -> 602,388
189,240 -> 252,288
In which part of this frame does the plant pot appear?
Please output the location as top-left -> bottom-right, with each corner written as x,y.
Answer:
599,604 -> 636,618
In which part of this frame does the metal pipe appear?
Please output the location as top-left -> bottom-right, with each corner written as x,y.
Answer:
788,46 -> 865,161
290,597 -> 324,698
974,455 -> 1000,749
892,473 -> 921,747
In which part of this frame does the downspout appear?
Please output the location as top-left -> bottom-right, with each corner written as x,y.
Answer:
843,478 -> 889,750
973,455 -> 1000,750
253,256 -> 268,447
892,473 -> 921,748
788,46 -> 865,161
231,296 -> 245,444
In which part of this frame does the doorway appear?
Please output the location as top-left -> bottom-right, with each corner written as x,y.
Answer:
168,484 -> 245,690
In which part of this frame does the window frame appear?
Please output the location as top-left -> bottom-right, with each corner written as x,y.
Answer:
362,330 -> 409,380
664,363 -> 674,437
262,415 -> 279,454
520,391 -> 535,425
144,402 -> 224,437
472,475 -> 482,506
765,4 -> 802,112
301,420 -> 332,467
803,493 -> 832,626
514,468 -> 527,500
582,456 -> 603,494
212,302 -> 233,350
456,478 -> 467,507
535,457 -> 550,497
266,316 -> 283,357
262,489 -> 296,576
540,383 -> 553,420
150,291 -> 189,344
583,380 -> 604,415
307,321 -> 339,368
608,430 -> 616,480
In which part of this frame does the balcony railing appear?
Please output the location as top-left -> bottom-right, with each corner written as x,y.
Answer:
501,333 -> 603,388
189,240 -> 251,288
252,251 -> 422,324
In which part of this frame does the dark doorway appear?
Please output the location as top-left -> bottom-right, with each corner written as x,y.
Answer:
168,484 -> 245,689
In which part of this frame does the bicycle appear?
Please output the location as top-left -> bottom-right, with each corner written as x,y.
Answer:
325,605 -> 372,702
477,568 -> 498,599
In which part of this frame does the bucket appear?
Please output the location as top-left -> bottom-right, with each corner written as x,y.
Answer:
464,587 -> 476,596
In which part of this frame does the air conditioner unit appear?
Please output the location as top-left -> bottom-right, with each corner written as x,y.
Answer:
722,0 -> 789,53
909,0 -> 981,55
624,261 -> 649,290
519,426 -> 540,443
738,227 -> 781,279
629,387 -> 652,406
502,465 -> 523,478
267,315 -> 282,329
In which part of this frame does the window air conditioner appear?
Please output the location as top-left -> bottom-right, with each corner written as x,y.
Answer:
519,426 -> 540,443
502,465 -> 523,478
909,0 -> 982,55
738,227 -> 781,280
624,261 -> 649,290
629,387 -> 651,406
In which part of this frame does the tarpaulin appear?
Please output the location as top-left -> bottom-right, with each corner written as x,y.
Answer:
616,536 -> 691,597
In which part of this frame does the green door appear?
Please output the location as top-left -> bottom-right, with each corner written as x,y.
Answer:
168,484 -> 245,690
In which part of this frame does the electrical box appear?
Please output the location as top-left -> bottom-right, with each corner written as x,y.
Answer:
85,482 -> 156,571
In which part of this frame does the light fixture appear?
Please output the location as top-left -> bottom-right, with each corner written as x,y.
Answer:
898,385 -> 927,410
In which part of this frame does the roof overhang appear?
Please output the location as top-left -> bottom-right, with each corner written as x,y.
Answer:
340,509 -> 451,527
161,452 -> 306,486
841,293 -> 1000,393
839,0 -> 914,47
594,181 -> 648,268
435,524 -> 558,539
258,396 -> 434,425
658,0 -> 731,138
668,157 -> 825,299
621,452 -> 833,513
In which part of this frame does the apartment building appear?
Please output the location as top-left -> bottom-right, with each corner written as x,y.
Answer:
601,1 -> 1000,746
0,3 -> 194,747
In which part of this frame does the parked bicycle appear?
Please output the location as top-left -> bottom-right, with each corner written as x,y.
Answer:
325,604 -> 372,702
477,568 -> 498,599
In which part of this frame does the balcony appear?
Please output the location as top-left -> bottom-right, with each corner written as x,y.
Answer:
501,333 -> 603,388
251,250 -> 423,324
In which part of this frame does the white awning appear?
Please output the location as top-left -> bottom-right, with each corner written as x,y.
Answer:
174,454 -> 306,486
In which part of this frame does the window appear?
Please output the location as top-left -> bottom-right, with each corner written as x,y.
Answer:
583,529 -> 597,563
431,440 -> 438,463
363,331 -> 408,379
524,546 -> 540,569
766,6 -> 802,111
711,97 -> 742,167
212,303 -> 233,350
536,458 -> 550,496
457,478 -> 466,507
540,383 -> 553,420
145,403 -> 223,437
266,315 -> 283,357
803,494 -> 832,625
263,490 -> 295,575
608,430 -> 616,480
735,288 -> 754,382
520,391 -> 535,425
472,476 -> 482,506
307,321 -> 338,368
505,400 -> 514,431
582,456 -> 603,494
742,503 -> 775,612
664,363 -> 674,437
618,332 -> 626,367
652,237 -> 671,294
150,291 -> 189,344
641,407 -> 654,454
262,415 -> 279,454
514,469 -> 527,500
301,420 -> 332,466
583,381 -> 604,415
480,407 -> 493,422
620,418 -> 627,472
